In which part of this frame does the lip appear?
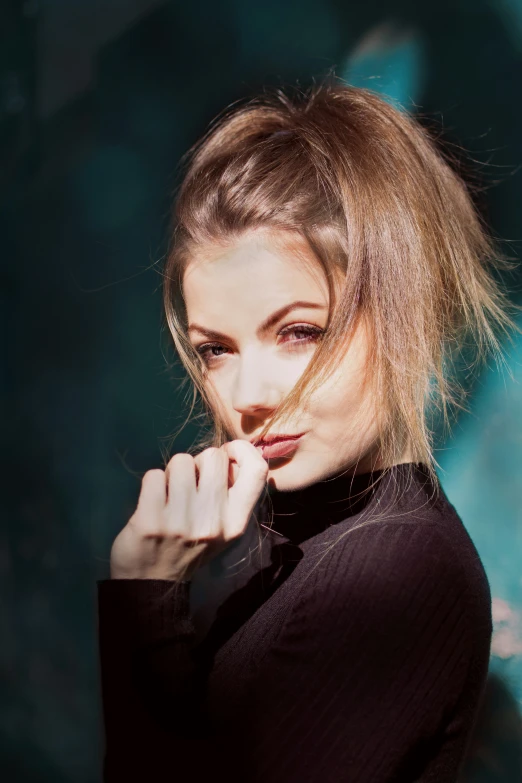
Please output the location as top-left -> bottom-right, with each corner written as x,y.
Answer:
251,432 -> 306,446
255,434 -> 305,460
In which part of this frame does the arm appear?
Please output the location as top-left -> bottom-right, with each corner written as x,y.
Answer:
236,522 -> 489,783
96,578 -> 211,781
96,440 -> 268,781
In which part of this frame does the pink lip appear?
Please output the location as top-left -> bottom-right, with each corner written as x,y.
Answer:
256,434 -> 304,460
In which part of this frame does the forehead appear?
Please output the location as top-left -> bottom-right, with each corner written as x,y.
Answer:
183,230 -> 329,310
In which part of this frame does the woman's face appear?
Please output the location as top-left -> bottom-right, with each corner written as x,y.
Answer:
183,229 -> 387,491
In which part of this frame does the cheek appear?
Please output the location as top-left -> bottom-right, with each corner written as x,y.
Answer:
201,377 -> 231,422
311,350 -> 370,415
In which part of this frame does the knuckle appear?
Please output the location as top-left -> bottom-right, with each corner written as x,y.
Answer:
128,511 -> 148,531
168,452 -> 195,469
200,447 -> 222,459
134,516 -> 164,537
255,454 -> 269,472
142,468 -> 164,482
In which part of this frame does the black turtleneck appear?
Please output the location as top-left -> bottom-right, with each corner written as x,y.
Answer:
266,463 -> 399,544
96,461 -> 492,782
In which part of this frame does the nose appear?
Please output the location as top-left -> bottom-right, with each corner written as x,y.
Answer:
231,349 -> 281,416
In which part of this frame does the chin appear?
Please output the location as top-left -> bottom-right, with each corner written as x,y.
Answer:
265,458 -> 318,492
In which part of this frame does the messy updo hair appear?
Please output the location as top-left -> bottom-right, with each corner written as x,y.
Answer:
161,75 -> 521,550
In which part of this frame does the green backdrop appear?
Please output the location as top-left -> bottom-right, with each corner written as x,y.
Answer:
2,1 -> 521,780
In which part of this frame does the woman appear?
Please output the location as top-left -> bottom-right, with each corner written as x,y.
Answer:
96,79 -> 521,782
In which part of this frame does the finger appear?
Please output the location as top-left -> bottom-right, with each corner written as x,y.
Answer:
221,440 -> 269,535
194,447 -> 229,489
136,469 -> 167,516
165,453 -> 197,510
193,448 -> 229,536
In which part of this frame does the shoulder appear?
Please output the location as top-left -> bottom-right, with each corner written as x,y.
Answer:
316,518 -> 463,590
300,518 -> 490,640
269,518 -> 491,702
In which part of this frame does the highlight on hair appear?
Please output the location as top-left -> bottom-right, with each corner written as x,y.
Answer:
159,75 -> 521,583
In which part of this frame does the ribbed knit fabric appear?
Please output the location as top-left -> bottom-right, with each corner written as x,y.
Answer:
96,462 -> 492,782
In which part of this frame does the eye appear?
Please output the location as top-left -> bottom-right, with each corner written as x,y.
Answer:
278,323 -> 325,350
195,324 -> 324,367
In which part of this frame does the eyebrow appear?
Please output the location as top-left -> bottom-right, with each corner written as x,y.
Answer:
188,300 -> 327,341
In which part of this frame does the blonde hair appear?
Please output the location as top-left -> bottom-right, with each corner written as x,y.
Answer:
159,76 -> 521,583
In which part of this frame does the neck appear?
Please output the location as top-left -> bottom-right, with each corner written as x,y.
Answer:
263,460 -> 434,545
265,464 -> 387,544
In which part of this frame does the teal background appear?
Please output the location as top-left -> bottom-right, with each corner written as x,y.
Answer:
2,1 -> 521,780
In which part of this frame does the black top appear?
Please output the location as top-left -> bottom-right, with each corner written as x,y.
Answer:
96,462 -> 492,782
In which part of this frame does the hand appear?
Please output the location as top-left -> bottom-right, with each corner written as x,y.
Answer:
109,440 -> 269,581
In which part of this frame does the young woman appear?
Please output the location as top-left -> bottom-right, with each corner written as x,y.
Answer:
96,79 -> 521,782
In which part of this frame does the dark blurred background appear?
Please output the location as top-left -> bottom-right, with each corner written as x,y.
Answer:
2,1 -> 522,780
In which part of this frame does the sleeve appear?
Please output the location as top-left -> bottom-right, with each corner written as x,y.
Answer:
96,578 -> 214,782
235,522 -> 480,783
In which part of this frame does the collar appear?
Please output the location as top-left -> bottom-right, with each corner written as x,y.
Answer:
261,462 -> 435,545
